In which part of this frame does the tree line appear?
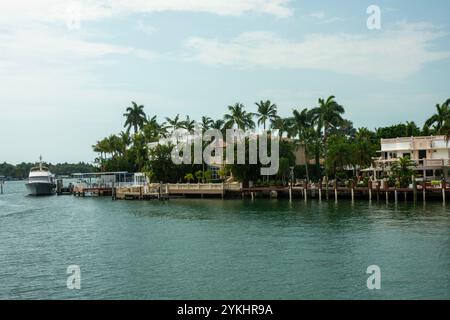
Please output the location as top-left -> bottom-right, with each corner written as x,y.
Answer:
0,162 -> 96,180
92,97 -> 450,184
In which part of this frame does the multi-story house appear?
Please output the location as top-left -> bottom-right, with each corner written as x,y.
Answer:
373,135 -> 450,181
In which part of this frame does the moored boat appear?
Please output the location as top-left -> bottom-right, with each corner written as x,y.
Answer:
25,156 -> 56,196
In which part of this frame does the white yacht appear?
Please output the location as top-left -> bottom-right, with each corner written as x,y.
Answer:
25,156 -> 56,196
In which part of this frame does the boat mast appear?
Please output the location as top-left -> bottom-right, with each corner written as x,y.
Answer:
39,155 -> 42,171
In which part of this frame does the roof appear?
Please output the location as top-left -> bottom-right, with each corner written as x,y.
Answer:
71,171 -> 129,177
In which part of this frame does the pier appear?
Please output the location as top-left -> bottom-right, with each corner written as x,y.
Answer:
53,171 -> 450,204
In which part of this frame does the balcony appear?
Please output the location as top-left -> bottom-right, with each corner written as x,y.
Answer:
373,157 -> 450,169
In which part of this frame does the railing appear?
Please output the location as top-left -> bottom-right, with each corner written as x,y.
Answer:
167,182 -> 242,191
373,158 -> 450,167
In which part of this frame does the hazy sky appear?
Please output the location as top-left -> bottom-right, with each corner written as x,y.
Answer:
1,0 -> 450,164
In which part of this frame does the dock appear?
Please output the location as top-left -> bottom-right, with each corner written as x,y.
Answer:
54,171 -> 450,204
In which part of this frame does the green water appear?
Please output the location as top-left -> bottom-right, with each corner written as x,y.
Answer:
0,181 -> 448,299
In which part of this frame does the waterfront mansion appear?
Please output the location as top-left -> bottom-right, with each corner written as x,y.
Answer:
372,135 -> 450,181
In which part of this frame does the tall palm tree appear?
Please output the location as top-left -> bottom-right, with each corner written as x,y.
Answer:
143,116 -> 168,142
165,114 -> 183,132
292,108 -> 315,182
200,116 -> 213,131
270,117 -> 292,138
255,100 -> 277,130
119,131 -> 131,155
224,103 -> 255,130
352,128 -> 375,176
123,101 -> 147,135
424,99 -> 450,133
310,96 -> 345,178
210,119 -> 225,131
181,115 -> 196,133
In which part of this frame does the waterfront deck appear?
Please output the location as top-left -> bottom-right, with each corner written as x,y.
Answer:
59,177 -> 450,204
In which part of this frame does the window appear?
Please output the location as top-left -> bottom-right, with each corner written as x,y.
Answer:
403,153 -> 411,159
418,150 -> 427,159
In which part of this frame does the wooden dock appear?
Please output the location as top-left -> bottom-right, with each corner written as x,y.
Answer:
57,178 -> 450,204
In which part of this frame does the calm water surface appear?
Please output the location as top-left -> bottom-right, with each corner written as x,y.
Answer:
0,181 -> 448,299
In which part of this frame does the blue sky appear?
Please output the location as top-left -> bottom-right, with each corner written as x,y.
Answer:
1,0 -> 450,164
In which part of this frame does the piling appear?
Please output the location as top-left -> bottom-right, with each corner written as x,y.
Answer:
0,180 -> 3,195
368,181 -> 372,201
442,181 -> 446,204
377,181 -> 381,202
288,187 -> 292,202
304,182 -> 308,202
350,181 -> 354,203
334,181 -> 338,203
112,182 -> 116,200
422,182 -> 426,203
318,179 -> 322,202
412,176 -> 417,203
394,189 -> 398,204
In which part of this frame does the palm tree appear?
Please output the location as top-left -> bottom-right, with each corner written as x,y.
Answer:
119,131 -> 131,155
326,136 -> 354,178
292,108 -> 315,182
92,138 -> 109,160
255,100 -> 277,130
352,128 -> 375,176
391,157 -> 416,187
270,117 -> 292,138
165,114 -> 183,132
181,115 -> 196,133
123,101 -> 147,135
200,116 -> 213,131
310,96 -> 345,178
143,116 -> 168,142
211,119 -> 225,131
184,173 -> 194,183
424,99 -> 450,133
224,103 -> 255,130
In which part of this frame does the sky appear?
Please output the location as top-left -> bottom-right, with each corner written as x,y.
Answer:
0,0 -> 450,164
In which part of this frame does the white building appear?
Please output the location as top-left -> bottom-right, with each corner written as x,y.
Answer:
372,136 -> 450,180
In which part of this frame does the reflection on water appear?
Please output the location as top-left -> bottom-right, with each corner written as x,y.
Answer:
0,181 -> 449,299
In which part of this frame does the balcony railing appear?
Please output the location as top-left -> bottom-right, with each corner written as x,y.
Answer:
373,158 -> 450,168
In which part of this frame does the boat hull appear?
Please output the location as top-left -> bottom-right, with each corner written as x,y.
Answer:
26,182 -> 56,196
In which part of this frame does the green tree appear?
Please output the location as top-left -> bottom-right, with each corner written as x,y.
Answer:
255,100 -> 277,130
184,173 -> 194,183
391,157 -> 416,187
310,96 -> 345,178
292,108 -> 317,182
224,103 -> 255,130
181,115 -> 196,133
270,117 -> 292,138
203,170 -> 212,182
195,170 -> 203,183
200,116 -> 213,131
352,128 -> 377,176
123,101 -> 147,135
424,99 -> 450,133
326,135 -> 353,179
165,114 -> 183,132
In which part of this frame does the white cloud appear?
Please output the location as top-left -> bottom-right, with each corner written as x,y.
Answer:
0,0 -> 293,26
308,11 -> 325,19
184,22 -> 450,81
0,25 -> 158,75
306,11 -> 344,24
135,21 -> 157,35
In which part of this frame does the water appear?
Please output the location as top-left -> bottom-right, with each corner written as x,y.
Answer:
0,181 -> 448,300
